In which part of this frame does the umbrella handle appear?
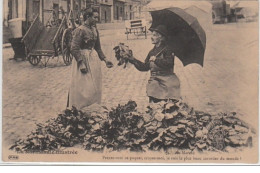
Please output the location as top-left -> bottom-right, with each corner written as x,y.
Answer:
155,47 -> 166,57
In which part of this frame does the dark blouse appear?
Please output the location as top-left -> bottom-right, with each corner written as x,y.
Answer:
70,23 -> 106,63
130,44 -> 174,73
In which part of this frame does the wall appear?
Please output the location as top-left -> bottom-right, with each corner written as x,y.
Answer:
124,1 -> 132,20
114,0 -> 124,20
113,0 -> 125,20
3,0 -> 27,21
72,0 -> 82,19
3,0 -> 42,23
19,0 -> 27,19
3,0 -> 9,26
124,0 -> 143,20
60,0 -> 68,16
27,0 -> 43,22
100,4 -> 111,23
42,0 -> 69,25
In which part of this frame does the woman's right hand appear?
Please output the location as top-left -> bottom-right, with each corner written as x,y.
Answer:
105,60 -> 114,68
79,62 -> 88,74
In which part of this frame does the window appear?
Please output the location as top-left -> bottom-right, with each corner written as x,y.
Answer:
53,3 -> 59,20
8,0 -> 19,19
8,0 -> 12,20
116,6 -> 119,20
15,0 -> 18,18
104,11 -> 107,22
120,7 -> 123,15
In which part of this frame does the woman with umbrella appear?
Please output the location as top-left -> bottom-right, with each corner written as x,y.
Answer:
127,8 -> 206,103
128,25 -> 181,103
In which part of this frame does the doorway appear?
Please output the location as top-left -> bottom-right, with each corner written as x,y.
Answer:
53,3 -> 59,22
104,11 -> 107,23
116,6 -> 119,20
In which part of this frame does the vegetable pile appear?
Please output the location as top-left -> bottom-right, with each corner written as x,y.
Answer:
10,100 -> 254,153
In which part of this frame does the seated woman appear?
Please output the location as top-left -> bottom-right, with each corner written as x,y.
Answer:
127,25 -> 180,103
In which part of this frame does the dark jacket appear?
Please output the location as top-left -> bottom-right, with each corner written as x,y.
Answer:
130,43 -> 180,100
130,43 -> 174,73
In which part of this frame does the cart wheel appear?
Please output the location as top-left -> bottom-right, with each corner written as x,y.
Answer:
63,50 -> 73,66
28,55 -> 41,66
62,28 -> 73,66
25,47 -> 29,61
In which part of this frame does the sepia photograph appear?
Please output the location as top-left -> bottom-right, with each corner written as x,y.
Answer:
1,0 -> 259,164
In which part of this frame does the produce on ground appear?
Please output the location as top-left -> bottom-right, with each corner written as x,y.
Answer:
10,100 -> 254,153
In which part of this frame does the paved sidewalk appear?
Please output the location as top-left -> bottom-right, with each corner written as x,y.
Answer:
2,22 -> 258,147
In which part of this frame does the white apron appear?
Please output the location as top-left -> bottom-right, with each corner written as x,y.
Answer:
68,49 -> 102,109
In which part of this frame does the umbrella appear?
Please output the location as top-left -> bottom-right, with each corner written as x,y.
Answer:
150,7 -> 206,67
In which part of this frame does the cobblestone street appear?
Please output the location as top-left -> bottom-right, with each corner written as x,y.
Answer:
2,22 -> 258,147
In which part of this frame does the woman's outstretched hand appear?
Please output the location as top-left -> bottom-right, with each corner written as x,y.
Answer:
149,56 -> 156,62
105,60 -> 114,68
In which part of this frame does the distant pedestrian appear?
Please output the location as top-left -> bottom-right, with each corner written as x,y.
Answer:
67,8 -> 113,109
127,25 -> 180,103
60,6 -> 66,19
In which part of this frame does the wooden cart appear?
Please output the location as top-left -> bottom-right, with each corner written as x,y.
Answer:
22,14 -> 73,66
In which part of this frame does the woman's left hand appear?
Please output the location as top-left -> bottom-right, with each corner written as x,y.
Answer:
105,60 -> 114,68
149,56 -> 156,62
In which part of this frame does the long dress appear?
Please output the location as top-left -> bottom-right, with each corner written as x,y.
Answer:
130,43 -> 181,101
67,23 -> 106,109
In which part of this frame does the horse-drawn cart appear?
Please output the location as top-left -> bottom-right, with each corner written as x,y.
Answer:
22,14 -> 73,66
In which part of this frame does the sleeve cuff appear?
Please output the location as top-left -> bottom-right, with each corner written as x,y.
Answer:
154,59 -> 160,66
128,58 -> 136,64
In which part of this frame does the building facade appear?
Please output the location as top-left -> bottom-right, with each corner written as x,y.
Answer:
124,0 -> 134,20
3,0 -> 85,26
113,0 -> 125,20
2,0 -> 148,42
124,0 -> 144,20
84,0 -> 113,23
3,0 -> 27,26
99,2 -> 112,23
3,0 -> 149,29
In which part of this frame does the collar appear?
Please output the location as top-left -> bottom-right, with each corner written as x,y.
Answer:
83,21 -> 96,29
151,43 -> 166,56
154,42 -> 165,49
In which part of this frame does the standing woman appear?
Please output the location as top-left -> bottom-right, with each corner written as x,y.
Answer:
128,25 -> 180,103
68,8 -> 113,109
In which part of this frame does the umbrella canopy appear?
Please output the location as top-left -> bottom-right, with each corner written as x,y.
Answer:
150,7 -> 206,67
